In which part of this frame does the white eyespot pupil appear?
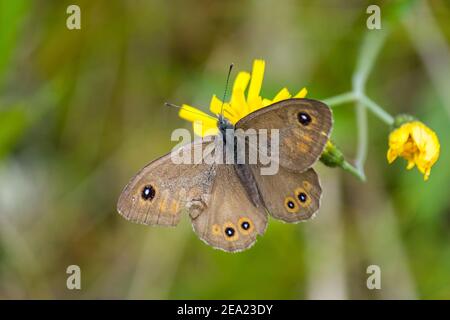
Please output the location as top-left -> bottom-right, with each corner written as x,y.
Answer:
142,185 -> 156,200
225,227 -> 235,237
298,192 -> 307,202
298,112 -> 312,125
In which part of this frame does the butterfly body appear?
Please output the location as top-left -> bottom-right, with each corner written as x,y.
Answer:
117,98 -> 332,252
216,114 -> 266,209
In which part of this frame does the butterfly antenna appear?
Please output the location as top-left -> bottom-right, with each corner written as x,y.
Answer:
164,102 -> 217,120
220,63 -> 234,118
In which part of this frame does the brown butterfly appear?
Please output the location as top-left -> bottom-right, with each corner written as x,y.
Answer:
117,98 -> 332,252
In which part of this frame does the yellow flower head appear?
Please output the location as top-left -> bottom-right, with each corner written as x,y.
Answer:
387,120 -> 440,181
179,59 -> 308,137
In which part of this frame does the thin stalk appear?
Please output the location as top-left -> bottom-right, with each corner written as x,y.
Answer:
355,101 -> 368,172
359,94 -> 394,125
342,160 -> 366,181
323,92 -> 355,106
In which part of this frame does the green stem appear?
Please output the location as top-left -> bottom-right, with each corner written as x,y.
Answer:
320,30 -> 393,182
355,101 -> 368,171
353,31 -> 388,90
322,92 -> 355,106
342,160 -> 366,181
323,91 -> 394,126
359,94 -> 394,125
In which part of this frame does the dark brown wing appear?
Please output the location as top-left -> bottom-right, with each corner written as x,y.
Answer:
251,165 -> 322,223
191,164 -> 268,252
235,98 -> 332,172
117,140 -> 216,226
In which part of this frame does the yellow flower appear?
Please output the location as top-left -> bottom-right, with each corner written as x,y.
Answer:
387,121 -> 440,181
179,59 -> 308,137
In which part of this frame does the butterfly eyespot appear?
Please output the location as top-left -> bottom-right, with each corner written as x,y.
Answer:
212,224 -> 221,236
223,222 -> 239,241
302,180 -> 312,191
297,112 -> 312,126
225,227 -> 235,237
284,196 -> 299,213
141,184 -> 156,201
294,187 -> 311,207
298,192 -> 307,203
238,217 -> 254,235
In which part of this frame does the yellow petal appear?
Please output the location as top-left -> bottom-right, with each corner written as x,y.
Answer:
231,87 -> 249,121
387,148 -> 398,164
388,124 -> 411,151
209,94 -> 235,119
193,120 -> 218,137
410,122 -> 428,152
247,59 -> 265,105
179,104 -> 214,123
272,87 -> 292,103
230,72 -> 251,117
209,93 -> 244,124
411,122 -> 440,163
223,106 -> 240,124
209,95 -> 222,114
247,96 -> 264,114
179,104 -> 217,137
233,71 -> 251,92
262,98 -> 273,107
387,120 -> 440,181
423,167 -> 431,181
294,87 -> 308,98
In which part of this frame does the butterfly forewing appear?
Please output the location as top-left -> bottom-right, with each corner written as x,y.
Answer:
117,140 -> 216,226
235,98 -> 332,173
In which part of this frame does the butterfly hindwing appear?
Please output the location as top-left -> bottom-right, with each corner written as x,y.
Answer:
191,164 -> 268,252
251,165 -> 322,223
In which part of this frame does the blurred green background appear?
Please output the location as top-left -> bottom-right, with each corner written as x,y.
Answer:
0,0 -> 449,299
